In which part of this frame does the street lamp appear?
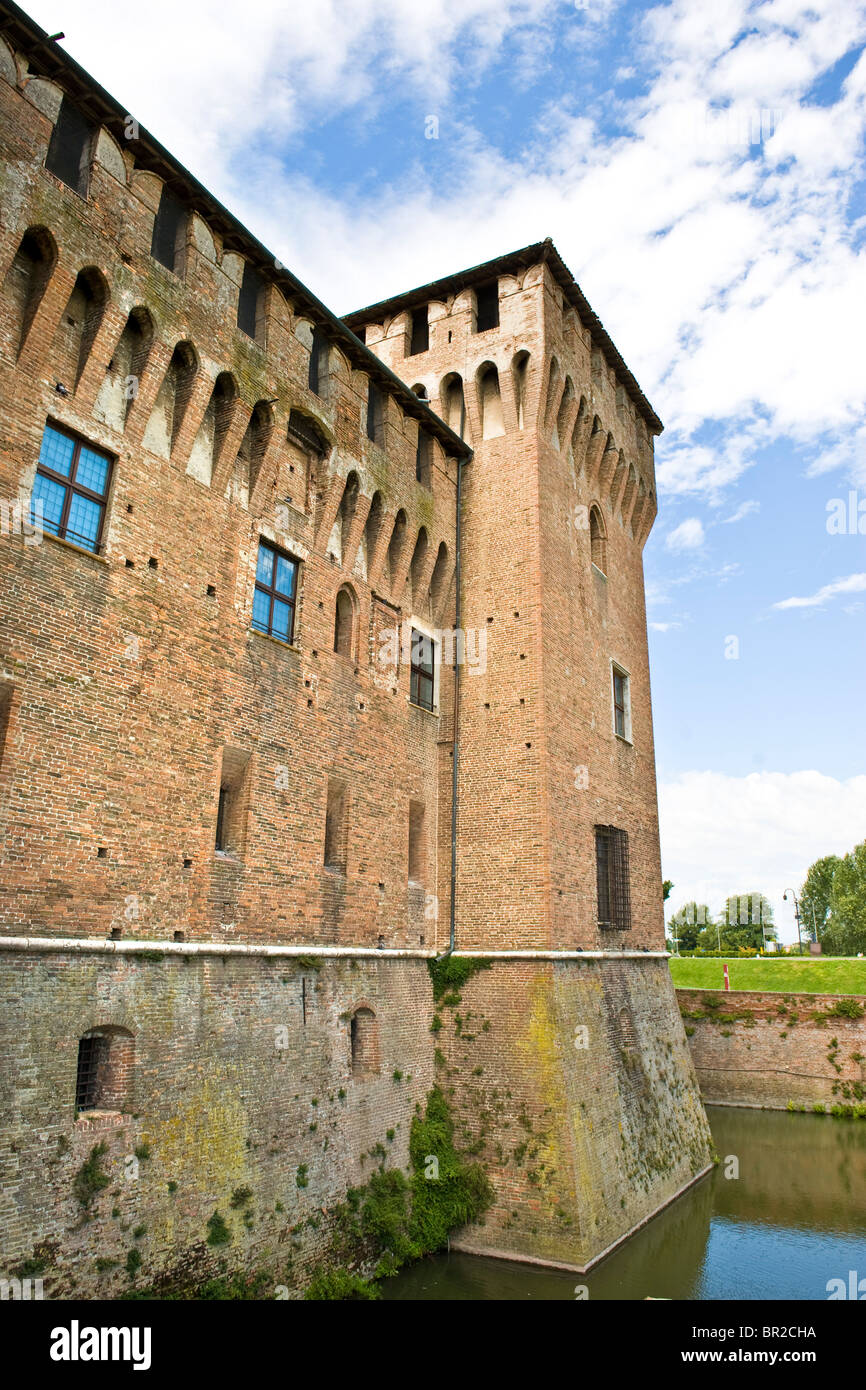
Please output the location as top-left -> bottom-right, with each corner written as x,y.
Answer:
783,889 -> 803,956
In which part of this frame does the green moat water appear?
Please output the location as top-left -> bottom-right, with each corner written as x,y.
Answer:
383,1106 -> 866,1300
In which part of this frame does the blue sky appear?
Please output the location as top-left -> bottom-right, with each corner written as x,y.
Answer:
29,0 -> 866,938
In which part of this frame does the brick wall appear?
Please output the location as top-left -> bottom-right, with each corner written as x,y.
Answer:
0,949 -> 435,1297
678,988 -> 866,1110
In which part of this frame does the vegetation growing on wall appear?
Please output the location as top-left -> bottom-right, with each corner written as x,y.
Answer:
427,956 -> 492,1006
303,1084 -> 493,1298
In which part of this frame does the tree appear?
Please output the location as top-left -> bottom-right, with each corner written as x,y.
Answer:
720,892 -> 775,951
799,855 -> 840,942
662,879 -> 674,903
667,902 -> 713,952
822,842 -> 866,956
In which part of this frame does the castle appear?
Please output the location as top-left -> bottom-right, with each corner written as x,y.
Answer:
0,0 -> 712,1296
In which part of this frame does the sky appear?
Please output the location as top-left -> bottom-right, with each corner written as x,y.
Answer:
26,0 -> 866,940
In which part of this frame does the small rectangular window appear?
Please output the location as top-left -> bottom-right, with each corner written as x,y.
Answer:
151,187 -> 186,272
215,747 -> 251,857
475,281 -> 499,332
252,539 -> 298,643
595,825 -> 631,930
237,262 -> 264,339
409,305 -> 429,355
612,664 -> 631,741
45,96 -> 95,195
324,778 -> 348,871
410,628 -> 435,712
30,422 -> 112,553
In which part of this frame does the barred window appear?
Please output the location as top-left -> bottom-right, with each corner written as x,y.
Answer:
252,540 -> 298,644
31,422 -> 112,553
75,1033 -> 108,1111
410,628 -> 435,712
595,825 -> 631,930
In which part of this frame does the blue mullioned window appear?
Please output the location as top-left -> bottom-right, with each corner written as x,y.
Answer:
252,539 -> 298,643
30,422 -> 112,553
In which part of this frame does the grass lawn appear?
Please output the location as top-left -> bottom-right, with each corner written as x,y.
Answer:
669,955 -> 866,995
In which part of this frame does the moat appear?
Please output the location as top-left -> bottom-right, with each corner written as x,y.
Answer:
383,1106 -> 866,1300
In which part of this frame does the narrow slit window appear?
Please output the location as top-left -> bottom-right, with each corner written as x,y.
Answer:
45,96 -> 95,195
612,665 -> 631,741
30,422 -> 113,553
252,539 -> 298,644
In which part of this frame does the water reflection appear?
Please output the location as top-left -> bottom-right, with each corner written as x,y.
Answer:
383,1107 -> 866,1301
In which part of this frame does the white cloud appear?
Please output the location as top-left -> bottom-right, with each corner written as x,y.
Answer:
720,499 -> 760,523
659,770 -> 866,942
773,572 -> 866,609
665,517 -> 706,551
26,0 -> 866,497
649,620 -> 682,632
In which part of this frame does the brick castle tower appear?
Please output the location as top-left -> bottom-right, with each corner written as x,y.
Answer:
0,0 -> 710,1293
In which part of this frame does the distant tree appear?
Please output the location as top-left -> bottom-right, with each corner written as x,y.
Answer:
720,892 -> 775,951
663,879 -> 674,903
667,902 -> 713,952
799,855 -> 841,942
822,842 -> 866,956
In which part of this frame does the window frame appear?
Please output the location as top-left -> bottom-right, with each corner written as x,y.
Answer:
31,421 -> 113,554
611,661 -> 632,743
409,624 -> 437,713
251,538 -> 299,645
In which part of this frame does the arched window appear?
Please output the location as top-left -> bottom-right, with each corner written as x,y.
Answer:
477,363 -> 504,440
334,586 -> 356,658
75,1027 -> 134,1113
350,1007 -> 379,1076
234,399 -> 274,496
412,383 -> 429,402
590,505 -> 607,575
